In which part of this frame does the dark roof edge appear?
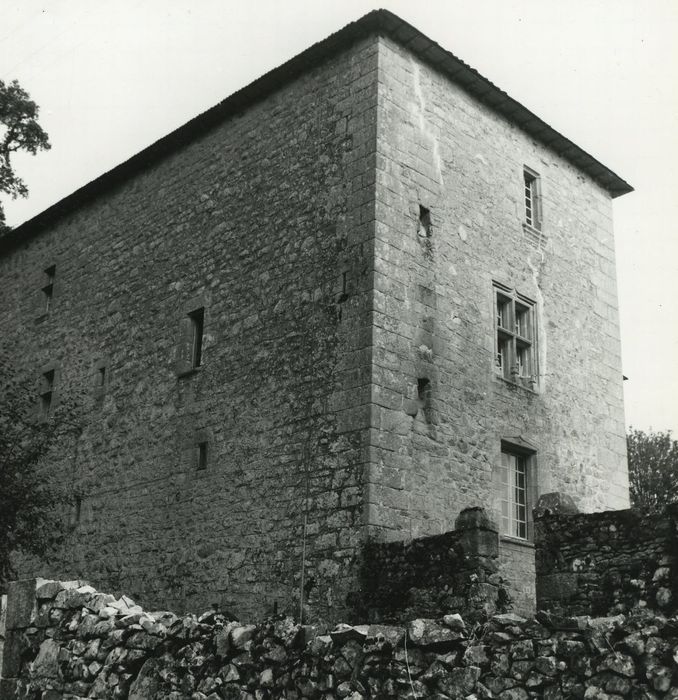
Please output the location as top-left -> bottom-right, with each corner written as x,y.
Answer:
374,9 -> 633,197
1,9 -> 632,254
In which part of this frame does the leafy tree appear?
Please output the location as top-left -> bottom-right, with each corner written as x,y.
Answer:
0,358 -> 80,588
627,428 -> 678,512
0,78 -> 50,231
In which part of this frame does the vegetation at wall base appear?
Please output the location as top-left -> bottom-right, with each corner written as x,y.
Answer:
0,357 -> 80,589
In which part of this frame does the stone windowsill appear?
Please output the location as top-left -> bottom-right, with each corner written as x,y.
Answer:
493,372 -> 539,395
177,365 -> 203,380
500,535 -> 535,550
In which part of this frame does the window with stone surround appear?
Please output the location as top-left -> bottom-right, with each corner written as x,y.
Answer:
176,304 -> 205,377
523,167 -> 541,231
190,428 -> 212,473
189,308 -> 204,368
197,441 -> 208,471
92,359 -> 110,404
499,450 -> 528,539
494,283 -> 537,389
39,368 -> 55,416
417,205 -> 431,238
497,442 -> 536,541
42,265 -> 56,313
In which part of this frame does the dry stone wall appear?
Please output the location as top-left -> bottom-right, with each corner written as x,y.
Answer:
356,508 -> 510,623
535,503 -> 678,618
4,578 -> 678,699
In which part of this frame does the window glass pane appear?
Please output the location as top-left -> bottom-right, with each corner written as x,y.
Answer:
496,295 -> 511,329
517,346 -> 531,377
497,339 -> 508,375
500,451 -> 529,540
515,305 -> 530,337
524,170 -> 538,227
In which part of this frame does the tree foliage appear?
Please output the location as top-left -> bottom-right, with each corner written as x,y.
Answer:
0,78 -> 51,230
627,428 -> 678,512
0,358 -> 80,588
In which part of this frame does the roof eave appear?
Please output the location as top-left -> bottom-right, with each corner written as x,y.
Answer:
1,9 -> 633,255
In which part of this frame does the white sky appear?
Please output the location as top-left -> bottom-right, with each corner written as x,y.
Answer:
2,0 -> 677,434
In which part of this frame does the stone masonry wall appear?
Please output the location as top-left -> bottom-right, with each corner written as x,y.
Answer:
355,508 -> 509,623
366,35 -> 628,558
536,503 -> 678,617
4,578 -> 678,699
0,37 -> 380,623
0,22 -> 630,627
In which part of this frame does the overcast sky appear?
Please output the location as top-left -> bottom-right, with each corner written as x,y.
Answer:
2,0 -> 677,434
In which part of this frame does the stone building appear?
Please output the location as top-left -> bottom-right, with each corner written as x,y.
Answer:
0,10 -> 632,621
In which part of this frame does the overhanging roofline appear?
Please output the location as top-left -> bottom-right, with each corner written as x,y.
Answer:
1,9 -> 633,254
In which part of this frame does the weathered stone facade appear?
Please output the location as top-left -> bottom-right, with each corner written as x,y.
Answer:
0,11 -> 631,620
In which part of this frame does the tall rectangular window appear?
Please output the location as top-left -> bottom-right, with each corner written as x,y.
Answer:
42,265 -> 56,313
499,450 -> 528,539
40,369 -> 55,415
494,284 -> 537,388
197,441 -> 208,470
176,304 -> 206,377
189,307 -> 204,368
93,360 -> 109,403
523,168 -> 541,230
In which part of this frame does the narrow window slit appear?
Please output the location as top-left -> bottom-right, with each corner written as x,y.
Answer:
190,308 -> 205,368
40,369 -> 55,415
197,441 -> 208,470
337,271 -> 349,303
418,205 -> 432,237
417,377 -> 432,423
42,265 -> 56,312
417,377 -> 431,400
523,168 -> 541,231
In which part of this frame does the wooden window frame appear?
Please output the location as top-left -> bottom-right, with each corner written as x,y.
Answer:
523,167 -> 542,231
176,299 -> 207,378
498,440 -> 537,542
493,283 -> 538,391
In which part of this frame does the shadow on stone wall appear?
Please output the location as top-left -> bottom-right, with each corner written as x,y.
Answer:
353,507 -> 512,623
535,495 -> 678,617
